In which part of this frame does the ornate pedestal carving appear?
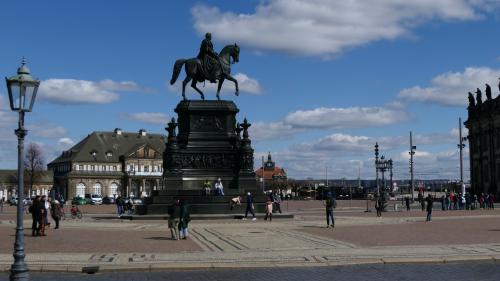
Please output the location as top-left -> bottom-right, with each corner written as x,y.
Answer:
148,100 -> 264,214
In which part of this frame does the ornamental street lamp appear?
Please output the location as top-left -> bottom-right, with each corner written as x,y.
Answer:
6,57 -> 40,281
457,117 -> 467,195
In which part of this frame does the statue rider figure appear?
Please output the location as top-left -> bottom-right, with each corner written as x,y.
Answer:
197,32 -> 220,83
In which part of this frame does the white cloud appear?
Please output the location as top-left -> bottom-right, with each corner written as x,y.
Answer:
38,79 -> 149,105
57,138 -> 75,149
30,124 -> 68,139
169,72 -> 262,98
284,106 -> 409,129
123,112 -> 170,125
192,0 -> 485,57
308,133 -> 372,153
251,121 -> 304,141
398,67 -> 500,106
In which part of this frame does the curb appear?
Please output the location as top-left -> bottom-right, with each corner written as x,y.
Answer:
0,256 -> 498,273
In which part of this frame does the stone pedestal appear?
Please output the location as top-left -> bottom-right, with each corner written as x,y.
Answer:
147,100 -> 263,214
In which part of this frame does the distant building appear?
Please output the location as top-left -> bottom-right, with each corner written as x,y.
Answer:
465,86 -> 500,198
47,129 -> 165,200
255,152 -> 287,189
0,170 -> 53,201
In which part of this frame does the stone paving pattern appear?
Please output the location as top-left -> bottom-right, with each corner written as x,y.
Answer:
0,201 -> 499,272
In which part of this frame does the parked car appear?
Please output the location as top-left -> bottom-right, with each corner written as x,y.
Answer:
9,197 -> 31,206
85,194 -> 103,205
124,197 -> 143,205
71,197 -> 87,205
102,196 -> 115,204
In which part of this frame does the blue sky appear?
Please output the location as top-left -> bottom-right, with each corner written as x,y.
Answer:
1,0 -> 499,180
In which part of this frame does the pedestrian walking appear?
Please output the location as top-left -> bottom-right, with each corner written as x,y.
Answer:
375,196 -> 382,217
167,199 -> 180,240
116,196 -> 124,217
405,197 -> 410,211
264,200 -> 273,221
41,196 -> 50,233
441,195 -> 446,211
489,193 -> 495,210
0,197 -> 4,213
324,192 -> 336,228
272,191 -> 282,214
243,192 -> 256,220
29,196 -> 42,236
126,199 -> 134,215
50,199 -> 62,229
178,199 -> 190,239
426,194 -> 433,222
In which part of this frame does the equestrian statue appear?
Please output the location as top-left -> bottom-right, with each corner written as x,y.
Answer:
170,32 -> 240,100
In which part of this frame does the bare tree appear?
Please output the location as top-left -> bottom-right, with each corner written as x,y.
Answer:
24,143 -> 45,196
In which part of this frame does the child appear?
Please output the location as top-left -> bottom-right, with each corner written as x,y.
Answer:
264,200 -> 273,221
230,196 -> 241,210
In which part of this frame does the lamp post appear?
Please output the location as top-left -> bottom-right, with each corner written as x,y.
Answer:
409,131 -> 416,202
6,58 -> 40,281
457,117 -> 467,195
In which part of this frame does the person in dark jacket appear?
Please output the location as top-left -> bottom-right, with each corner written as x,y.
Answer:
167,199 -> 181,240
405,197 -> 410,211
243,192 -> 256,220
324,192 -> 336,228
426,194 -> 434,222
115,196 -> 124,217
30,196 -> 42,236
178,200 -> 190,239
51,199 -> 63,229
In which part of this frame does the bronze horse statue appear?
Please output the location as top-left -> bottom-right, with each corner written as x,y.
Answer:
170,44 -> 240,100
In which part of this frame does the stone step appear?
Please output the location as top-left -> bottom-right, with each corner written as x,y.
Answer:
97,212 -> 294,220
152,195 -> 269,204
146,202 -> 267,214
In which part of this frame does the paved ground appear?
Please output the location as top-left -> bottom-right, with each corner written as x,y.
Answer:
2,262 -> 500,281
1,200 -> 499,274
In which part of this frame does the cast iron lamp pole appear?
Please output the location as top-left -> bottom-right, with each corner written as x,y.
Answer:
6,58 -> 40,281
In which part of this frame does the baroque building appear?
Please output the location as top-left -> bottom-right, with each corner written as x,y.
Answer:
255,152 -> 287,187
48,128 -> 165,199
0,170 -> 53,201
465,82 -> 500,198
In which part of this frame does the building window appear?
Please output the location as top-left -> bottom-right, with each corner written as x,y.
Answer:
144,165 -> 149,172
76,183 -> 85,198
94,182 -> 102,195
79,165 -> 84,171
109,182 -> 118,197
102,165 -> 106,171
91,165 -> 95,171
113,166 -> 117,171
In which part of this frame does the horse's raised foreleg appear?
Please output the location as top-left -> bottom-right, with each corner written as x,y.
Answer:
225,74 -> 239,96
191,80 -> 205,100
182,76 -> 191,101
216,78 -> 225,100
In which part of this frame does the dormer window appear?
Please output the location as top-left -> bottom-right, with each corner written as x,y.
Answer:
90,150 -> 97,157
106,151 -> 113,157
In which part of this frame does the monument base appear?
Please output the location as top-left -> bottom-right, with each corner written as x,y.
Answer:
146,100 -> 263,215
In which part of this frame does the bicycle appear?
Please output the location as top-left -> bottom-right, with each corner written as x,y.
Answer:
70,205 -> 83,219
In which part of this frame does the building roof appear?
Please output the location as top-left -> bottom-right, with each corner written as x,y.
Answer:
48,130 -> 166,166
255,167 -> 287,180
255,152 -> 287,180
